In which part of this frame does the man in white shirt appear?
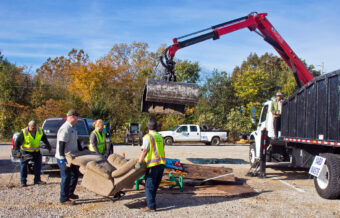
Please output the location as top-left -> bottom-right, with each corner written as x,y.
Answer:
56,109 -> 80,205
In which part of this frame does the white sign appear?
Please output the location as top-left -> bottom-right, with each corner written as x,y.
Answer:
309,156 -> 326,177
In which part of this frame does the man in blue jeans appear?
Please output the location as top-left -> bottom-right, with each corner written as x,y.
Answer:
55,109 -> 80,205
135,118 -> 165,212
14,120 -> 52,187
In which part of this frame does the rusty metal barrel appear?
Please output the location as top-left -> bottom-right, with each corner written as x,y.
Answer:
141,79 -> 200,115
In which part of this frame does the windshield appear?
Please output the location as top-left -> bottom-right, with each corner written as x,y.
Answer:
172,126 -> 180,131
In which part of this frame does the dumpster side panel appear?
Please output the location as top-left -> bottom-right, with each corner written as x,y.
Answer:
281,70 -> 340,142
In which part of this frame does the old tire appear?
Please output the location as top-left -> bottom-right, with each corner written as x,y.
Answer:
164,137 -> 173,145
249,143 -> 257,167
314,153 -> 340,199
211,137 -> 220,146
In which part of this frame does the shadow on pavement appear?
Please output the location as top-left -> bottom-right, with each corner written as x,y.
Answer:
0,160 -> 20,174
124,190 -> 269,211
187,158 -> 248,165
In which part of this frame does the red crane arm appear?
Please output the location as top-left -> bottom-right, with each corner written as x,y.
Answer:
165,12 -> 314,87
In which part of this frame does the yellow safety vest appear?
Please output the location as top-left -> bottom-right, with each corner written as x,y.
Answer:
21,127 -> 43,152
89,130 -> 106,154
144,132 -> 165,168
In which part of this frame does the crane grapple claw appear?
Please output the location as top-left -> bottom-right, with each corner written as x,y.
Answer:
141,79 -> 200,115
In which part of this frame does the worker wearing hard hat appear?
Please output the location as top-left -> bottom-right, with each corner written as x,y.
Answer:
89,119 -> 108,156
14,120 -> 52,187
271,92 -> 284,139
135,117 -> 165,212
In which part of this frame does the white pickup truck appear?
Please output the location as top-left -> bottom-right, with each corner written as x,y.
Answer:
158,124 -> 228,145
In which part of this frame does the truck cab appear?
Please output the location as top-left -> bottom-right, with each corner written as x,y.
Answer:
249,100 -> 275,164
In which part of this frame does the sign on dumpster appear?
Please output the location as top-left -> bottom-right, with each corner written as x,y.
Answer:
309,156 -> 326,177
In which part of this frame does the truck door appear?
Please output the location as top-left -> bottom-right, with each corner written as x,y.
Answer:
189,125 -> 200,141
174,125 -> 190,141
255,104 -> 270,157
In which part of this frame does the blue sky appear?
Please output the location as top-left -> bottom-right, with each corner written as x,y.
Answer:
1,0 -> 339,78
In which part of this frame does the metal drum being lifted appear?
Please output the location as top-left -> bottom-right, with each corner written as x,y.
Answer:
141,79 -> 200,115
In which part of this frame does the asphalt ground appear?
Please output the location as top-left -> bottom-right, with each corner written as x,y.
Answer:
0,143 -> 339,217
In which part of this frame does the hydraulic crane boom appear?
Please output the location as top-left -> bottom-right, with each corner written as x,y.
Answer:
161,12 -> 314,87
142,12 -> 315,115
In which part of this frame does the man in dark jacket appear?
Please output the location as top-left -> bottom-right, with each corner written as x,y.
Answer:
14,120 -> 52,187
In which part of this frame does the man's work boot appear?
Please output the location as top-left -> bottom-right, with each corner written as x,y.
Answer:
34,180 -> 46,185
140,206 -> 156,212
61,200 -> 75,205
69,194 -> 79,199
21,183 -> 27,187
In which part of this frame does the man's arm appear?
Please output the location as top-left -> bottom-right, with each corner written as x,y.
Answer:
41,133 -> 52,151
138,135 -> 150,163
90,133 -> 100,154
138,149 -> 148,163
14,131 -> 24,152
58,141 -> 67,158
271,100 -> 276,115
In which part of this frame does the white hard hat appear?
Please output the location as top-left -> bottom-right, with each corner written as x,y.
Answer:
276,92 -> 283,96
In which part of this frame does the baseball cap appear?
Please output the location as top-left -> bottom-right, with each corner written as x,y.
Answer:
67,109 -> 79,117
28,120 -> 37,127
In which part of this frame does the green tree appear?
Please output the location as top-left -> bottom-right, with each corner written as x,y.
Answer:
225,108 -> 252,142
0,55 -> 33,138
174,60 -> 200,83
196,70 -> 237,128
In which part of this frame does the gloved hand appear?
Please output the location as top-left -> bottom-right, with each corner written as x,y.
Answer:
16,151 -> 21,158
58,158 -> 67,165
135,161 -> 142,170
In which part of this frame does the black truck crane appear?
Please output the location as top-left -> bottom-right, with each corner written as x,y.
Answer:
142,12 -> 340,199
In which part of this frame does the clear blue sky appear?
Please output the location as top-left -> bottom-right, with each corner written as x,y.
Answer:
1,0 -> 339,77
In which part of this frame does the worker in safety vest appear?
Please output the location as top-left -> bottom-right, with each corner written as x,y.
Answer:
89,119 -> 107,156
135,117 -> 165,212
14,120 -> 52,187
271,92 -> 284,138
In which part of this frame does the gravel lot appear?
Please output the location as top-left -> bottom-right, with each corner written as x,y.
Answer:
0,143 -> 339,217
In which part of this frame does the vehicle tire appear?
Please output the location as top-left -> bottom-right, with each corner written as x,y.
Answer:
314,153 -> 340,199
249,143 -> 257,167
164,137 -> 173,145
211,137 -> 220,146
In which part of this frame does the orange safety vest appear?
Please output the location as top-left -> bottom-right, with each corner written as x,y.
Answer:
144,132 -> 165,168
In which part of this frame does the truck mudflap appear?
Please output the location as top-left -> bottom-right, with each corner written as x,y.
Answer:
141,79 -> 200,115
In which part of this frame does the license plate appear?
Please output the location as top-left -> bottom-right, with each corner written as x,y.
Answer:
309,156 -> 326,177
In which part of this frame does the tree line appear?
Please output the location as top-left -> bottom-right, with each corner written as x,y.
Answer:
0,43 -> 320,141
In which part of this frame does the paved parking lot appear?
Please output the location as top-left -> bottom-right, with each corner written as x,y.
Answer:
0,143 -> 339,217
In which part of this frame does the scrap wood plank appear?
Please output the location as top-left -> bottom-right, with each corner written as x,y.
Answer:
127,182 -> 256,197
165,164 -> 235,182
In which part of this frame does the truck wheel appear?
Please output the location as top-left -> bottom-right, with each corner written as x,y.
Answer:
211,137 -> 220,146
314,153 -> 340,199
249,143 -> 256,167
164,137 -> 173,145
